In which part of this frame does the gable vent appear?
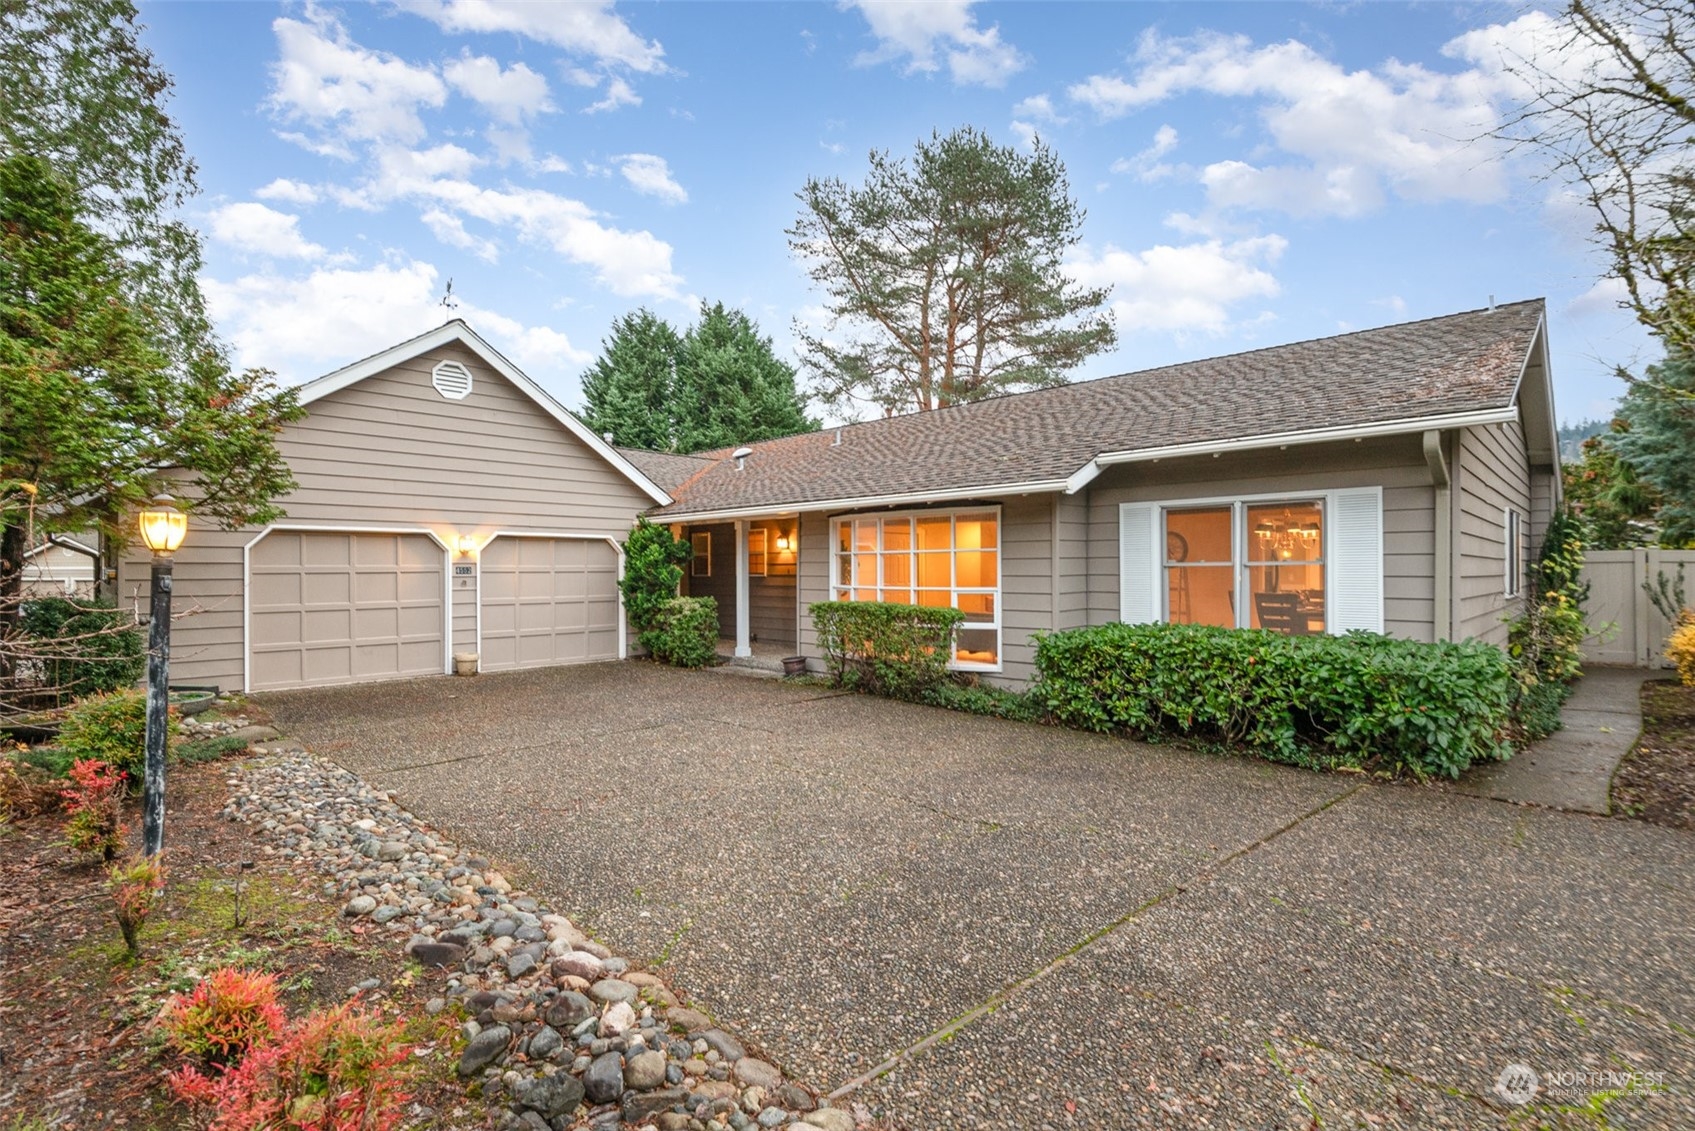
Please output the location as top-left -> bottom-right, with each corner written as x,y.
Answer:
431,360 -> 474,401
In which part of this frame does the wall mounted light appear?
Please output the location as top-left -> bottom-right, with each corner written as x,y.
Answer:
457,535 -> 477,556
775,534 -> 792,552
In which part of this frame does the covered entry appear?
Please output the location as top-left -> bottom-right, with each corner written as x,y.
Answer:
248,529 -> 446,691
478,536 -> 622,671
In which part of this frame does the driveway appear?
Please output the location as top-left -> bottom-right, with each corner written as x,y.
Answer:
261,663 -> 1695,1129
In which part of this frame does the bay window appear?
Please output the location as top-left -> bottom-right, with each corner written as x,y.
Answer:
833,507 -> 1001,669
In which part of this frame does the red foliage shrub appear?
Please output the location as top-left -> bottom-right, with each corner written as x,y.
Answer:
161,968 -> 287,1067
167,1001 -> 411,1131
109,853 -> 167,955
60,758 -> 126,861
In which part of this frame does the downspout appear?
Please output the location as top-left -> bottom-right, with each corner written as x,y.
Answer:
1423,430 -> 1452,641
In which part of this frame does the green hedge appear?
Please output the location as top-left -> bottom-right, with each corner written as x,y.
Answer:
810,601 -> 965,700
58,689 -> 177,788
1033,622 -> 1515,778
645,596 -> 719,668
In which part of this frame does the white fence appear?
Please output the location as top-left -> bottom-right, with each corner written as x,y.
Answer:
1578,548 -> 1695,667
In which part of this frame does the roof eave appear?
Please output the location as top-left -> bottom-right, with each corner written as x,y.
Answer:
1091,406 -> 1522,467
655,475 -> 1079,523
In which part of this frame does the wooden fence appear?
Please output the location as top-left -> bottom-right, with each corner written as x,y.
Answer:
1578,548 -> 1695,667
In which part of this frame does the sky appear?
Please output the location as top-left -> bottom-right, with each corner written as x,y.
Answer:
136,0 -> 1659,428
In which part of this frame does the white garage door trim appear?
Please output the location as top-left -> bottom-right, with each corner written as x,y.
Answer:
242,524 -> 452,692
476,532 -> 628,666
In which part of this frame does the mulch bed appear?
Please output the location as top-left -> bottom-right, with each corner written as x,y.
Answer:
1611,678 -> 1695,830
0,754 -> 491,1130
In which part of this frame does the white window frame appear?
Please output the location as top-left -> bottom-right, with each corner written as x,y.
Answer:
1155,492 -> 1329,631
831,505 -> 1002,672
690,531 -> 711,578
1504,508 -> 1524,598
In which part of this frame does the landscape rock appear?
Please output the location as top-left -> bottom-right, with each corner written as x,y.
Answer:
735,1058 -> 782,1090
802,1109 -> 856,1131
700,1029 -> 745,1062
587,978 -> 637,1005
511,1072 -> 584,1120
343,894 -> 377,917
457,1024 -> 512,1076
583,1051 -> 624,1104
621,1086 -> 690,1124
624,1049 -> 667,1091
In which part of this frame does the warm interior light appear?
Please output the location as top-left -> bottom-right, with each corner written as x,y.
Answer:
775,534 -> 791,552
457,535 -> 477,556
138,494 -> 188,554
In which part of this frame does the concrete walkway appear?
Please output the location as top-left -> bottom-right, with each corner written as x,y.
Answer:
1457,666 -> 1652,813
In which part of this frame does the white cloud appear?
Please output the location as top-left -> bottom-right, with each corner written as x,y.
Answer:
585,76 -> 641,114
844,0 -> 1027,87
397,0 -> 667,73
1566,276 -> 1630,321
443,53 -> 553,122
1068,29 -> 1509,217
616,154 -> 687,204
204,257 -> 591,388
270,12 -> 447,149
254,178 -> 321,205
208,202 -> 327,260
1066,235 -> 1287,334
1110,124 -> 1179,182
1009,120 -> 1038,151
420,207 -> 500,262
1012,93 -> 1064,123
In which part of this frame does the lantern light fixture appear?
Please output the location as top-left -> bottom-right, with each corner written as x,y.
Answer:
138,494 -> 188,555
457,535 -> 477,556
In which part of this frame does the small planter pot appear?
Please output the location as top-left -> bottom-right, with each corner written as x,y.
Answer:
782,656 -> 808,677
169,686 -> 220,716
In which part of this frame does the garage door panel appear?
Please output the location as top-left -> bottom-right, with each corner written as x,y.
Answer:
249,531 -> 444,691
479,538 -> 621,671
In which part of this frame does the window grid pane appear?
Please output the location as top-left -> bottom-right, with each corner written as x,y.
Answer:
834,512 -> 1001,667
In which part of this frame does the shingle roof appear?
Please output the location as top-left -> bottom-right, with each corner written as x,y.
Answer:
613,447 -> 716,494
650,299 -> 1545,519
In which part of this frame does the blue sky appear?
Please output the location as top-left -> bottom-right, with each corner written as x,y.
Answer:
137,0 -> 1655,426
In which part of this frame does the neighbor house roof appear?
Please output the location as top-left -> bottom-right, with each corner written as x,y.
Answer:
295,321 -> 672,507
651,299 -> 1550,521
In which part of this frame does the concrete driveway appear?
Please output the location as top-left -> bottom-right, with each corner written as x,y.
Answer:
261,663 -> 1695,1130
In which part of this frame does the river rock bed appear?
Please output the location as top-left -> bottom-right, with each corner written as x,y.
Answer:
222,752 -> 856,1131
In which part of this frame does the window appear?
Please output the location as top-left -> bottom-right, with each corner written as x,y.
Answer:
1164,499 -> 1326,636
748,528 -> 768,577
1505,509 -> 1524,597
690,531 -> 711,577
832,507 -> 1001,669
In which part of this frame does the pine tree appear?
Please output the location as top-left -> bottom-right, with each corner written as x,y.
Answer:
1612,352 -> 1695,546
673,302 -> 814,453
579,309 -> 681,451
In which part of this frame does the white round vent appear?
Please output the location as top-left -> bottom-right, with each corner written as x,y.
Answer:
431,360 -> 474,400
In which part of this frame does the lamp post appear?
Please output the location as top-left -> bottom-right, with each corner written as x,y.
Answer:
137,494 -> 187,857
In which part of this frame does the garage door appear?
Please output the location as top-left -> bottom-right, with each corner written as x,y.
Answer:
479,537 -> 621,671
249,531 -> 445,691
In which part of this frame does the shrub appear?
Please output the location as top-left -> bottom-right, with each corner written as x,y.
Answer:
60,758 -> 126,861
1506,508 -> 1591,739
920,679 -> 1041,722
162,968 -> 287,1067
1033,623 -> 1515,778
1668,610 -> 1695,687
1,751 -> 62,818
109,853 -> 167,956
811,601 -> 965,700
644,596 -> 719,668
174,734 -> 251,765
168,1002 -> 411,1131
16,744 -> 73,779
16,596 -> 145,705
58,690 -> 175,786
620,518 -> 693,645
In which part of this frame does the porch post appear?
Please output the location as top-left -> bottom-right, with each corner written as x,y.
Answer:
734,519 -> 751,658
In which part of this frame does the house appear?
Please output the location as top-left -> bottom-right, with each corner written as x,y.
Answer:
22,536 -> 99,598
117,322 -> 670,693
121,298 -> 1557,694
635,298 -> 1557,687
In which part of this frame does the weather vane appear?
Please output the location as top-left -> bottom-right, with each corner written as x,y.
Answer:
440,278 -> 459,311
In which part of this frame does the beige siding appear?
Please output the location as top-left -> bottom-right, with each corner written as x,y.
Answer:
1529,463 -> 1557,559
796,513 -> 831,665
1084,436 -> 1438,643
1054,493 -> 1089,632
117,341 -> 652,692
1455,420 -> 1531,645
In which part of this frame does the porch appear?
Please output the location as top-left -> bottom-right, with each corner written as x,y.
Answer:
674,517 -> 800,659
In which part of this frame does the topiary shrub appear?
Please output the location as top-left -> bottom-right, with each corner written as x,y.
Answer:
15,597 -> 145,706
1033,622 -> 1516,778
57,689 -> 175,786
810,601 -> 966,700
645,596 -> 719,668
620,518 -> 693,653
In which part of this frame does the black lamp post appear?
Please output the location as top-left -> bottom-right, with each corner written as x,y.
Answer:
137,494 -> 186,856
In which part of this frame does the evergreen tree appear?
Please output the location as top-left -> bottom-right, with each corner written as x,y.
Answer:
790,126 -> 1116,415
0,155 -> 301,620
1612,352 -> 1695,546
673,302 -> 814,453
579,308 -> 680,451
1562,423 -> 1661,548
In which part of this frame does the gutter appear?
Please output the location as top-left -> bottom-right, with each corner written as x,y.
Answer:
1091,406 -> 1519,467
657,476 -> 1081,524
